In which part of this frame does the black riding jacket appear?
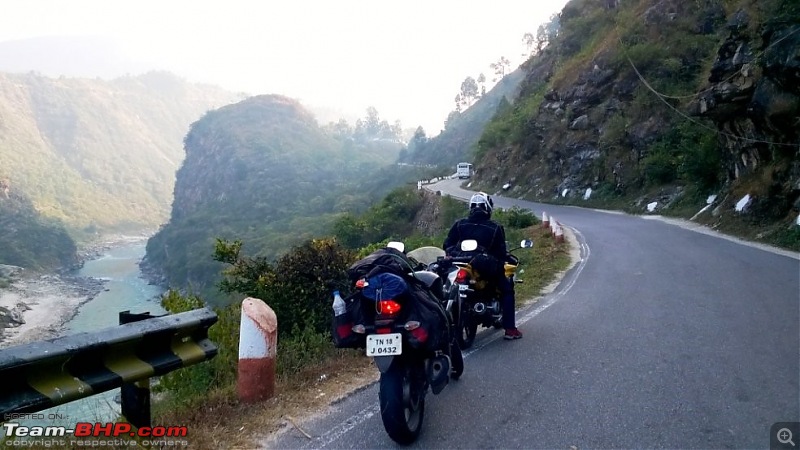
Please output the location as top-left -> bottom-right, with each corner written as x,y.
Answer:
442,209 -> 507,262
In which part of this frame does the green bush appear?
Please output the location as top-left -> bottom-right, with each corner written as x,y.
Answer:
643,145 -> 678,185
495,206 -> 539,229
334,187 -> 428,249
215,237 -> 356,338
641,122 -> 722,189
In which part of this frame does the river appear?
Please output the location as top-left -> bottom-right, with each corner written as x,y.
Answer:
27,240 -> 166,427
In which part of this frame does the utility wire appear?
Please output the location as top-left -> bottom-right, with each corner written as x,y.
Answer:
626,55 -> 797,147
616,13 -> 799,149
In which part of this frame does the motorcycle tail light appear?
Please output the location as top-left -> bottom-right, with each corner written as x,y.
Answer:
410,326 -> 428,343
377,299 -> 402,316
455,268 -> 469,284
376,327 -> 392,334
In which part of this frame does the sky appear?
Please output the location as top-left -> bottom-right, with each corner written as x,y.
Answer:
1,0 -> 568,134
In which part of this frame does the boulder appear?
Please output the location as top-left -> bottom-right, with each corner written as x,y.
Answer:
570,115 -> 590,130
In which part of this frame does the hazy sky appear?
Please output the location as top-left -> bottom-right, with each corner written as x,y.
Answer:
2,0 -> 567,134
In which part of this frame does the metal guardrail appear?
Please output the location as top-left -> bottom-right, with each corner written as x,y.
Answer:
0,308 -> 218,426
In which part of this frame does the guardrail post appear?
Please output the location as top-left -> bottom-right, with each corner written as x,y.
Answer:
119,310 -> 162,428
542,212 -> 549,228
555,225 -> 565,243
238,297 -> 278,403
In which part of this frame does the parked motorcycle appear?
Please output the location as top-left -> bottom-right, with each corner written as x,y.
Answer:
332,242 -> 464,445
437,239 -> 533,349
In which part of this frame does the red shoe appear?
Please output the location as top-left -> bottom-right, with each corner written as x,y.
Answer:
504,328 -> 523,340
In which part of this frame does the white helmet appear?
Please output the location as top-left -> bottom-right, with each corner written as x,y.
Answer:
469,192 -> 493,214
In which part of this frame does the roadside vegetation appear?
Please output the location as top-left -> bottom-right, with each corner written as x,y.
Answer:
143,187 -> 571,448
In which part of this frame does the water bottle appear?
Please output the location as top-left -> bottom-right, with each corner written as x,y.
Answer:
332,290 -> 346,316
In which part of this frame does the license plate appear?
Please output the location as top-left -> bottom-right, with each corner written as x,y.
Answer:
366,333 -> 402,356
458,284 -> 469,291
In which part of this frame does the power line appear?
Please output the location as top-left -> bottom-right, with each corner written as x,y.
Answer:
602,1 -> 798,148
626,55 -> 797,147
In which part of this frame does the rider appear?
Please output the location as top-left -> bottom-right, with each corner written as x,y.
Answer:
442,192 -> 523,340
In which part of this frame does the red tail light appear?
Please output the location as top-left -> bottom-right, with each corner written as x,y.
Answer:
410,326 -> 428,343
455,268 -> 469,284
377,299 -> 402,316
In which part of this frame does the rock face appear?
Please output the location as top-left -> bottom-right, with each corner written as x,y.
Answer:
694,19 -> 799,179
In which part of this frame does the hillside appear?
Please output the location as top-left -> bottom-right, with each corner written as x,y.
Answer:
142,95 -> 426,301
0,71 -> 244,241
463,0 -> 799,249
401,68 -> 526,168
0,190 -> 77,270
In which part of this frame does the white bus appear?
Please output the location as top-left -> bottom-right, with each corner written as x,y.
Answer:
456,162 -> 473,179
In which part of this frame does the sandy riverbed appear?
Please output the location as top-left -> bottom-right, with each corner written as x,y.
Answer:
0,234 -> 158,348
0,271 -> 107,347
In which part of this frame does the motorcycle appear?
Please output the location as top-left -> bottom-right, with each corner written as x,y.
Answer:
437,239 -> 533,349
334,242 -> 464,445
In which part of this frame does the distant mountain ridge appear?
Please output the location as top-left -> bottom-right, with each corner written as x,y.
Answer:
0,70 -> 244,239
0,36 -> 151,80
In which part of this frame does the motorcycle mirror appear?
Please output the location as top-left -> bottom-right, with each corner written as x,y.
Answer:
386,241 -> 405,253
520,239 -> 533,248
460,240 -> 478,252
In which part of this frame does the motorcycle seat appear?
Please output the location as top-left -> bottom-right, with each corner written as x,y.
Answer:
411,270 -> 444,301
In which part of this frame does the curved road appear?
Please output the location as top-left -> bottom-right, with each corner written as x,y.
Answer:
268,178 -> 799,449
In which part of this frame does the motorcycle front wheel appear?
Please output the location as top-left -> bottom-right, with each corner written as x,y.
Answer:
378,363 -> 425,445
449,286 -> 478,350
459,314 -> 478,350
449,341 -> 464,380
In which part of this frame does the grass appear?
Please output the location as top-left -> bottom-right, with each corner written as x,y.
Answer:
507,225 -> 573,304
151,349 -> 376,449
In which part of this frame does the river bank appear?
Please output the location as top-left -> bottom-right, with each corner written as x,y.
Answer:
0,234 -> 156,348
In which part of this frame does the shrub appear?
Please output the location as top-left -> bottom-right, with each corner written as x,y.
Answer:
214,237 -> 355,339
495,206 -> 538,229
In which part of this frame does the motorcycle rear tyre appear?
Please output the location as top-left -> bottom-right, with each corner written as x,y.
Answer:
379,364 -> 425,445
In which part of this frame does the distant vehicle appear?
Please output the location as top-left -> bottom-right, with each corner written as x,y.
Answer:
456,163 -> 473,179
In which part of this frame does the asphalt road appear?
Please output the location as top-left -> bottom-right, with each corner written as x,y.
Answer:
268,178 -> 800,449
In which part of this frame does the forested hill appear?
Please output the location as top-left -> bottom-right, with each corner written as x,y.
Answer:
143,95 -> 426,301
0,71 -> 244,240
400,68 -> 526,167
417,0 -> 798,248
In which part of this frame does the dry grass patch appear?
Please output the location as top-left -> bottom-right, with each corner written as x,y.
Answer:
151,350 -> 377,449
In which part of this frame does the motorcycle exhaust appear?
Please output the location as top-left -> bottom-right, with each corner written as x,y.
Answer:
427,354 -> 451,395
473,302 -> 486,314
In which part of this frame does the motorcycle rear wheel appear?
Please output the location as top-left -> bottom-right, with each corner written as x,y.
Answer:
378,363 -> 425,445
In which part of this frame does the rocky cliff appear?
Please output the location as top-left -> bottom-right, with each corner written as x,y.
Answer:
143,95 -> 411,298
468,0 -> 798,246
